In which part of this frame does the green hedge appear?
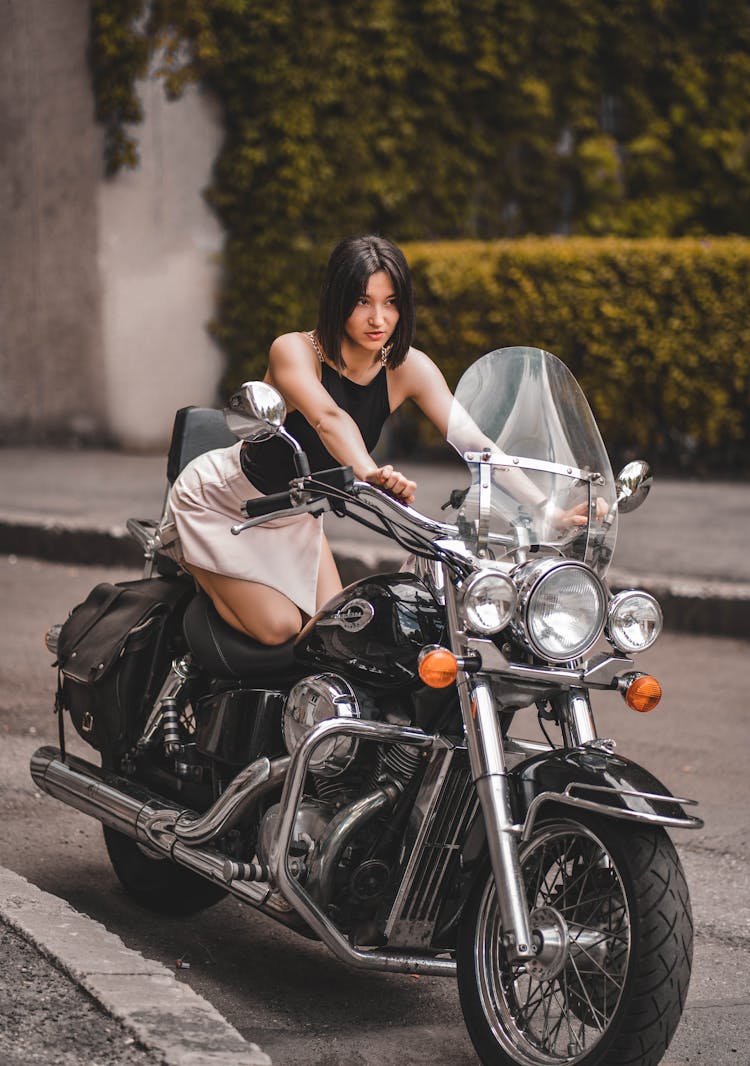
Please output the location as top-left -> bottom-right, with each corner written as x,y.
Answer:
394,237 -> 750,472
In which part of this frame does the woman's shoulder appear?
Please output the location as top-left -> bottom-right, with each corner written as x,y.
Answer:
390,345 -> 429,369
269,331 -> 321,370
270,330 -> 316,355
390,346 -> 439,384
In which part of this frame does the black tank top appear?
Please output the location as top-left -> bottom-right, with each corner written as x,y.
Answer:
241,361 -> 391,495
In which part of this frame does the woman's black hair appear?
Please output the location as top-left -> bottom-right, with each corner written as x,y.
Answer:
315,235 -> 416,371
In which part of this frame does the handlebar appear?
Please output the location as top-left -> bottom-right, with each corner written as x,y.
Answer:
351,481 -> 458,540
241,490 -> 294,520
233,467 -> 460,549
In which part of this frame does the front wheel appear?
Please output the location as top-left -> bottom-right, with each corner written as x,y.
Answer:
457,810 -> 692,1066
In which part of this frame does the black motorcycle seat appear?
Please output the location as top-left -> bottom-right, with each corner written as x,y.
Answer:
183,591 -> 297,681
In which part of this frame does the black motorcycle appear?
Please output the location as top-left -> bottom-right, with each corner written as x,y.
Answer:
32,346 -> 701,1066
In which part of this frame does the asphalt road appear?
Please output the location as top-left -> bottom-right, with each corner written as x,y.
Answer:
1,554 -> 748,1065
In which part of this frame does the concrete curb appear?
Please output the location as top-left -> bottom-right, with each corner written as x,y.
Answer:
2,519 -> 748,639
0,865 -> 270,1066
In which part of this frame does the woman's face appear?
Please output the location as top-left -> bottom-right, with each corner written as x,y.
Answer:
344,270 -> 400,355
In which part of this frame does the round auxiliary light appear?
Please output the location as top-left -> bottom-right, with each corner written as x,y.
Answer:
461,570 -> 517,636
607,590 -> 663,653
516,560 -> 607,662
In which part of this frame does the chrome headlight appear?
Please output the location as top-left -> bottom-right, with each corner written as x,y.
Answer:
282,673 -> 360,778
514,559 -> 607,662
607,590 -> 663,653
460,570 -> 516,635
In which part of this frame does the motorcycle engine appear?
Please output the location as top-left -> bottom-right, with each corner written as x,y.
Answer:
257,673 -> 423,916
282,672 -> 362,777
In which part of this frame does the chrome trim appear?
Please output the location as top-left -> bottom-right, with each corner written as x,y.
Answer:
460,569 -> 516,635
463,452 -> 605,485
315,598 -> 375,632
466,639 -> 634,689
565,689 -> 598,746
45,623 -> 62,657
267,718 -> 456,976
29,746 -> 273,909
503,736 -> 554,770
384,747 -> 456,941
307,784 -> 399,908
521,783 -> 704,840
513,559 -> 607,663
126,517 -> 159,557
283,674 -> 360,778
504,737 -> 554,757
386,748 -> 479,949
477,459 -> 492,556
352,482 -> 459,540
138,656 -> 198,750
231,496 -> 330,535
172,755 -> 290,844
444,575 -> 534,958
606,588 -> 663,653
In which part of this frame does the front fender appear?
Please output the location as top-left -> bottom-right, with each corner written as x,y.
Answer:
434,746 -> 702,950
509,748 -> 703,837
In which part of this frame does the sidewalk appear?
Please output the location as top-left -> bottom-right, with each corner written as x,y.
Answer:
0,866 -> 269,1066
1,446 -> 749,636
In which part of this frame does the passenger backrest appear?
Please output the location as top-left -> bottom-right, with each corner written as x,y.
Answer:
166,407 -> 238,485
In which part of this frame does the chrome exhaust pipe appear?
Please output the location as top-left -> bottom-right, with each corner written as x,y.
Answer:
29,746 -> 273,908
307,784 -> 399,908
173,754 -> 290,844
30,745 -> 180,842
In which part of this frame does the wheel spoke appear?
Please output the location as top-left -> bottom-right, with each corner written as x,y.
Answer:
467,819 -> 636,1064
561,967 -> 587,1055
570,941 -> 626,990
566,951 -> 609,1031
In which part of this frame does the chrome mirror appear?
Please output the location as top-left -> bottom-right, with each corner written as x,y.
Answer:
615,460 -> 652,514
224,381 -> 287,442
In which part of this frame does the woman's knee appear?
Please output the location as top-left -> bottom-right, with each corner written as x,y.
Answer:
185,565 -> 301,644
249,611 -> 300,645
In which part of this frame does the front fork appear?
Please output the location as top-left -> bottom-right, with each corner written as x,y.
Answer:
443,575 -> 599,961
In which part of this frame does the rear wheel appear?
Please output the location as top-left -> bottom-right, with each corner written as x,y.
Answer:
103,825 -> 228,916
457,811 -> 692,1066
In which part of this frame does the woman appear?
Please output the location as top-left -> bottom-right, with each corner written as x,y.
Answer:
168,235 -> 456,645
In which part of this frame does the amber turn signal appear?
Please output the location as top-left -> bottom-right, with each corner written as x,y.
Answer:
418,646 -> 458,688
622,673 -> 662,713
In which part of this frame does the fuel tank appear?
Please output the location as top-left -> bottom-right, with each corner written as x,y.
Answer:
295,573 -> 444,689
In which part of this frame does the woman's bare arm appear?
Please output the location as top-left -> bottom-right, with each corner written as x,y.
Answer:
266,333 -> 416,501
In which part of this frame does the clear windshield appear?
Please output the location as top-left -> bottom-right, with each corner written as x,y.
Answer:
446,347 -> 617,575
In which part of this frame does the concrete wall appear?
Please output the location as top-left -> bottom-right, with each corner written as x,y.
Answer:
0,0 -> 226,450
1,0 -> 106,442
98,75 -> 225,450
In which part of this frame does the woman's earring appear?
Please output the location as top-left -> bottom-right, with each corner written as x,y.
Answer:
380,343 -> 392,367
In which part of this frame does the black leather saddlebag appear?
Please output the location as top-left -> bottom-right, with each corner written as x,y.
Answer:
55,576 -> 192,755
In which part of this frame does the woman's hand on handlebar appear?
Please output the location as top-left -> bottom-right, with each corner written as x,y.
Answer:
365,464 -> 417,505
555,497 -> 610,528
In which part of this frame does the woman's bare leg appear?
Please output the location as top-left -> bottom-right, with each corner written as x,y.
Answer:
185,564 -> 302,645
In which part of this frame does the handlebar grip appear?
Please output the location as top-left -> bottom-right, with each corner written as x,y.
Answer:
242,491 -> 293,519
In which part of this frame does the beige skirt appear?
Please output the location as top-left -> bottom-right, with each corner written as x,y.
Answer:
162,442 -> 323,617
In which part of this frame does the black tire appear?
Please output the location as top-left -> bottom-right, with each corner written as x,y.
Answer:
103,825 -> 228,916
457,810 -> 693,1066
